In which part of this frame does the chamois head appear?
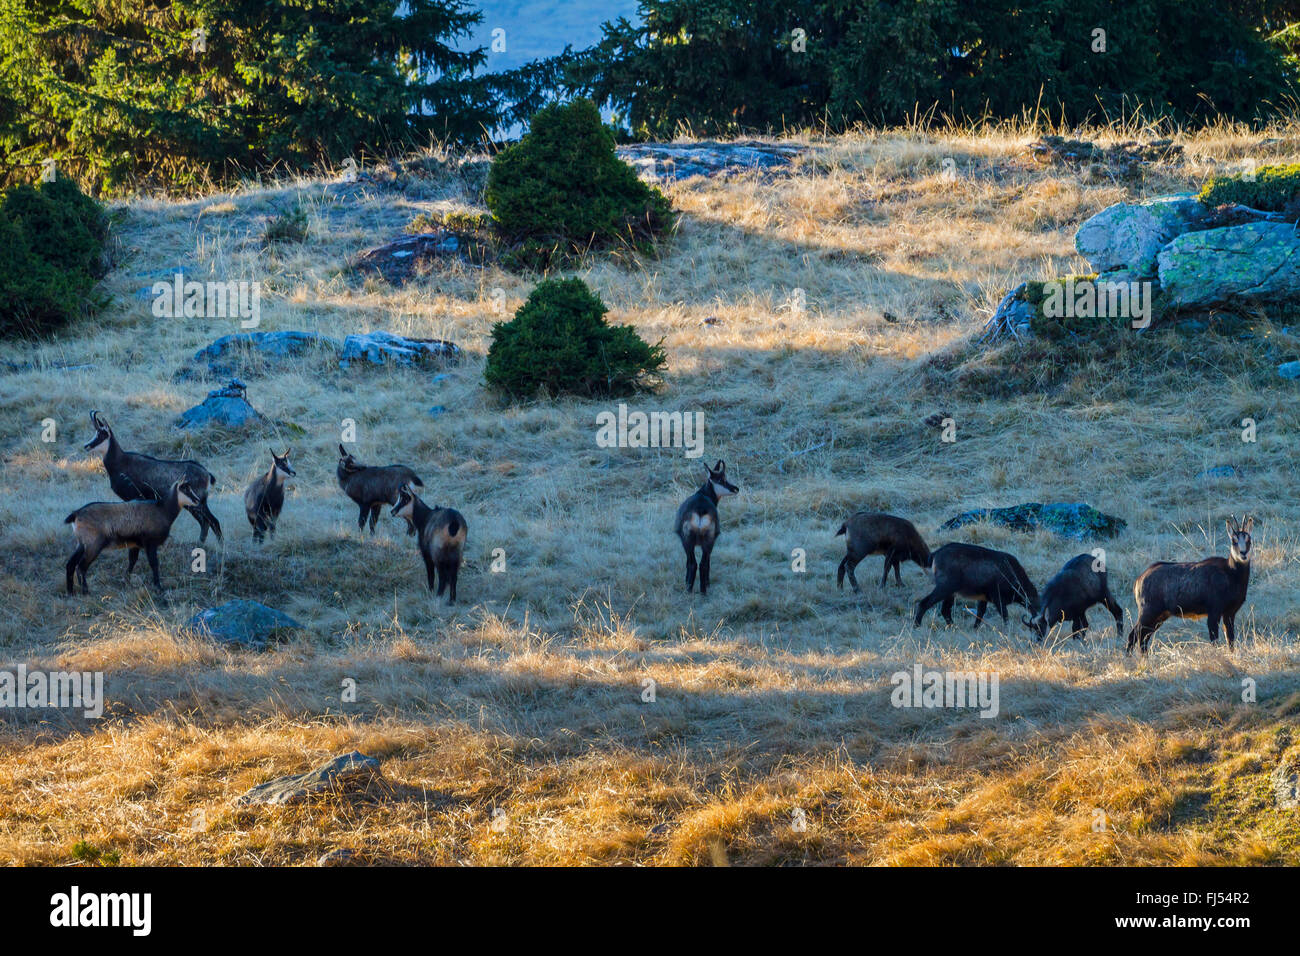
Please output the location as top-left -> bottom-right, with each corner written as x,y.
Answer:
174,479 -> 199,510
83,410 -> 113,454
271,448 -> 296,478
1227,515 -> 1254,563
706,459 -> 738,498
338,444 -> 364,476
391,483 -> 417,520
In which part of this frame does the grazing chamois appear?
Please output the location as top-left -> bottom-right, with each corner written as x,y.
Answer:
674,460 -> 739,595
836,511 -> 931,591
244,449 -> 295,543
82,410 -> 222,542
1126,516 -> 1253,655
391,484 -> 466,604
336,444 -> 423,534
64,479 -> 198,594
914,542 -> 1039,629
1025,553 -> 1124,641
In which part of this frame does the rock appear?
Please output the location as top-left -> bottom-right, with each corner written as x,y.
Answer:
428,405 -> 447,416
317,848 -> 359,867
186,599 -> 302,649
235,752 -> 382,807
1280,361 -> 1300,379
1196,465 -> 1240,480
941,503 -> 1126,541
339,331 -> 461,369
977,282 -> 1037,343
1075,194 -> 1202,276
617,141 -> 805,182
1273,761 -> 1299,810
352,231 -> 478,283
189,330 -> 340,378
1158,221 -> 1300,310
174,379 -> 266,429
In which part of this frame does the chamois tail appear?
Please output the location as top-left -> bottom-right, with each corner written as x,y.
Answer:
834,522 -> 846,536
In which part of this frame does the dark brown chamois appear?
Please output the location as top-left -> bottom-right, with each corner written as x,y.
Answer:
337,444 -> 423,534
65,479 -> 198,594
836,511 -> 931,591
914,542 -> 1039,629
244,448 -> 295,543
82,410 -> 222,542
1126,516 -> 1253,655
1025,552 -> 1124,641
391,484 -> 466,604
673,460 -> 739,595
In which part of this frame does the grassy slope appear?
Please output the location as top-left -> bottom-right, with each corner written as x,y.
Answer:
1,125 -> 1299,865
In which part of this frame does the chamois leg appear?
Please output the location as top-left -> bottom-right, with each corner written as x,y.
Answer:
941,595 -> 956,625
836,554 -> 849,589
894,557 -> 903,585
441,560 -> 459,605
145,545 -> 162,591
838,553 -> 861,591
914,587 -> 948,626
682,538 -> 697,593
66,544 -> 85,595
972,600 -> 988,629
1071,615 -> 1088,639
1206,612 -> 1221,644
356,503 -> 369,531
879,550 -> 895,589
78,541 -> 103,594
1104,595 -> 1124,638
422,552 -> 437,591
699,543 -> 713,596
1224,614 -> 1237,651
368,504 -> 382,533
126,547 -> 140,583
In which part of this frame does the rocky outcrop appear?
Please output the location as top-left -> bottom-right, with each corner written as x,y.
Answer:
1157,221 -> 1300,311
1075,194 -> 1202,276
941,503 -> 1126,541
617,142 -> 805,181
235,752 -> 382,807
188,330 -> 341,378
174,380 -> 265,429
352,231 -> 480,282
186,600 -> 302,649
339,331 -> 461,369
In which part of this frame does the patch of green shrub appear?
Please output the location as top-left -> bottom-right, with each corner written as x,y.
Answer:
1198,163 -> 1300,212
264,202 -> 309,244
484,99 -> 674,269
0,177 -> 108,338
485,277 -> 666,399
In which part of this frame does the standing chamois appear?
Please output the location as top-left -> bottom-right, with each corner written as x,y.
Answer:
914,542 -> 1040,629
674,460 -> 739,595
82,410 -> 222,543
1126,516 -> 1253,655
337,444 -> 423,534
836,511 -> 931,591
65,479 -> 198,594
391,484 -> 466,604
1025,552 -> 1124,642
244,449 -> 295,543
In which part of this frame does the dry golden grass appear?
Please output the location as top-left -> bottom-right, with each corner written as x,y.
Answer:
2,120 -> 1300,865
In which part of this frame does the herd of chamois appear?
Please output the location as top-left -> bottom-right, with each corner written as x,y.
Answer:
63,410 -> 1255,655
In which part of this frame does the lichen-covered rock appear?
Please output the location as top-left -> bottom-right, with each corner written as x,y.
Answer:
352,231 -> 479,282
1075,194 -> 1202,276
186,599 -> 302,649
616,141 -> 805,181
1273,760 -> 1299,810
1158,221 -> 1300,310
174,380 -> 265,429
941,502 -> 1126,541
190,330 -> 340,378
235,752 -> 382,807
339,331 -> 461,369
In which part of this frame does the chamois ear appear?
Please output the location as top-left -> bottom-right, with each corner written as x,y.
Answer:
714,459 -> 725,473
338,444 -> 348,457
269,447 -> 276,459
1244,515 -> 1255,534
1226,517 -> 1236,537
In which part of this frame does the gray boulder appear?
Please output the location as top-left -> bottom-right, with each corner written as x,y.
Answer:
352,231 -> 477,283
236,752 -> 382,807
617,141 -> 805,182
186,599 -> 302,649
339,331 -> 461,369
941,502 -> 1126,541
1158,221 -> 1300,310
190,331 -> 340,378
1075,194 -> 1202,276
1274,760 -> 1299,810
174,380 -> 265,429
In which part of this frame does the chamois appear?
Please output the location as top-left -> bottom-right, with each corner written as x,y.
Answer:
244,449 -> 295,543
82,410 -> 222,543
391,484 -> 466,604
64,479 -> 198,594
337,444 -> 423,534
1025,553 -> 1124,641
1126,516 -> 1253,655
914,542 -> 1039,629
674,460 -> 739,595
836,511 -> 931,591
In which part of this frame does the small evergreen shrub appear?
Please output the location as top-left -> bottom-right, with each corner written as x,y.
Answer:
0,177 -> 108,338
1199,163 -> 1300,212
485,277 -> 666,399
484,99 -> 674,268
264,202 -> 309,244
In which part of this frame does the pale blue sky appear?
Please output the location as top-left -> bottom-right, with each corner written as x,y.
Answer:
463,0 -> 641,72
